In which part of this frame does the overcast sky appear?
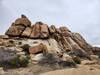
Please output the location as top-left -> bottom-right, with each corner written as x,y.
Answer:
0,0 -> 100,45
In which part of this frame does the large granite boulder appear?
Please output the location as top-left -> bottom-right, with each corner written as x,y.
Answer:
93,47 -> 100,57
5,25 -> 25,37
21,27 -> 32,37
30,22 -> 49,39
5,15 -> 31,37
65,37 -> 82,50
29,43 -> 48,54
0,35 -> 9,39
15,15 -> 31,27
49,25 -> 57,34
59,27 -> 71,37
30,23 -> 41,38
40,24 -> 49,38
71,33 -> 93,55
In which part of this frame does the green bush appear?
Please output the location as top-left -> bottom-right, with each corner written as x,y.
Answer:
19,56 -> 29,67
0,62 -> 3,67
9,56 -> 19,67
0,47 -> 30,69
73,56 -> 81,64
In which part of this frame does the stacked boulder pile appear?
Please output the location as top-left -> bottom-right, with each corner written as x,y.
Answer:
0,15 -> 100,69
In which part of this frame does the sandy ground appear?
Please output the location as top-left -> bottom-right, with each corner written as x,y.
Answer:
1,61 -> 100,75
40,65 -> 100,75
0,64 -> 60,75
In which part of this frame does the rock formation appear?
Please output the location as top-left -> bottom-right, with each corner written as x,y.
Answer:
4,15 -> 97,56
0,15 -> 100,69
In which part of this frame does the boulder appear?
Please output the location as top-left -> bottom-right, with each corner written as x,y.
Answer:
49,25 -> 57,34
52,33 -> 61,42
93,47 -> 100,57
0,39 -> 3,46
15,15 -> 31,27
59,26 -> 71,32
0,67 -> 5,74
30,22 -> 49,39
30,23 -> 41,38
21,27 -> 32,37
60,36 -> 72,51
90,55 -> 99,60
29,43 -> 48,54
62,53 -> 73,62
30,53 -> 44,62
93,47 -> 100,52
81,60 -> 98,65
42,38 -> 62,55
65,37 -> 82,50
40,24 -> 49,38
5,25 -> 25,37
56,28 -> 61,34
71,33 -> 93,55
59,27 -> 71,37
0,39 -> 16,47
0,35 -> 9,39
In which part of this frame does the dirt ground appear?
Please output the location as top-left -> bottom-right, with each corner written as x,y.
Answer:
40,65 -> 100,75
1,61 -> 100,75
0,63 -> 62,75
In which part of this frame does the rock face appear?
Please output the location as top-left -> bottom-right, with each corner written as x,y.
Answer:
71,33 -> 93,55
5,15 -> 94,55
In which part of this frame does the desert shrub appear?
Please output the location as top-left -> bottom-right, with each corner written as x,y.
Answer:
9,55 -> 20,67
58,60 -> 76,68
0,62 -> 3,67
0,55 -> 20,69
73,56 -> 81,64
39,53 -> 58,65
38,53 -> 77,69
21,44 -> 30,54
68,49 -> 90,59
19,56 -> 29,67
0,47 -> 30,69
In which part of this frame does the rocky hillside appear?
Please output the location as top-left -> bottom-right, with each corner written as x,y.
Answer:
4,15 -> 98,55
0,15 -> 100,75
